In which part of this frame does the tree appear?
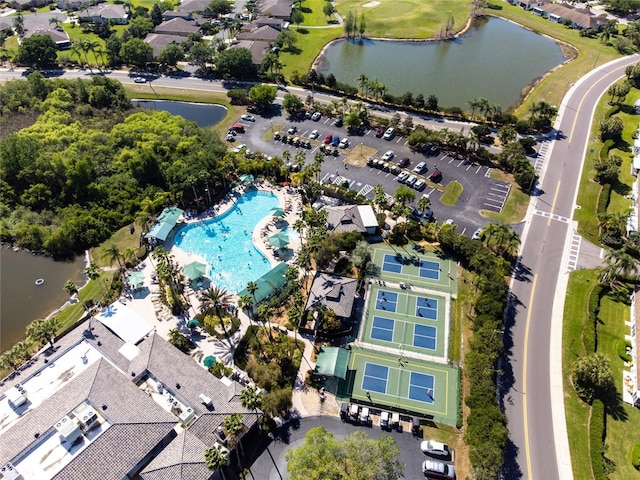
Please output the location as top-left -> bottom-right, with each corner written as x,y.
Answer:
344,9 -> 355,38
201,285 -> 231,333
599,115 -> 624,140
277,29 -> 298,50
572,353 -> 615,404
102,244 -> 124,270
417,194 -> 431,213
426,94 -> 439,111
168,328 -> 193,353
497,125 -> 517,146
157,43 -> 185,68
249,83 -> 277,109
64,280 -> 78,298
13,12 -> 24,36
214,47 -> 255,78
594,154 -> 622,184
291,8 -> 304,29
601,247 -> 638,289
285,426 -> 404,480
120,38 -> 153,68
223,412 -> 245,437
246,280 -> 259,306
105,34 -> 122,66
282,92 -> 304,112
26,317 -> 60,348
14,35 -> 58,69
393,185 -> 416,206
359,11 -> 366,37
85,262 -> 106,302
240,384 -> 263,414
150,3 -> 164,26
189,41 -> 213,69
323,2 -> 336,20
204,443 -> 228,478
205,0 -> 233,17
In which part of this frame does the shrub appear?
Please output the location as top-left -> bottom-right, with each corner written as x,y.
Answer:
600,139 -> 615,161
209,362 -> 233,378
584,284 -> 604,353
617,340 -> 632,362
589,399 -> 607,480
630,443 -> 640,469
597,183 -> 611,217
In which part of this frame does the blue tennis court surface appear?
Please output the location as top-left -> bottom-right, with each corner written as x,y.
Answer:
416,297 -> 438,320
408,371 -> 435,403
419,260 -> 440,279
371,317 -> 395,342
376,290 -> 398,312
382,254 -> 403,273
413,325 -> 437,350
362,363 -> 389,394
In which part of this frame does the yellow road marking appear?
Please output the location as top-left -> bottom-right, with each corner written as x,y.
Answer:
523,274 -> 537,480
548,181 -> 561,226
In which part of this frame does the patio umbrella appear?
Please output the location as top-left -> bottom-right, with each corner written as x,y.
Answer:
268,233 -> 290,249
183,260 -> 207,280
239,174 -> 254,183
187,318 -> 200,329
126,271 -> 145,289
203,355 -> 217,368
270,207 -> 286,217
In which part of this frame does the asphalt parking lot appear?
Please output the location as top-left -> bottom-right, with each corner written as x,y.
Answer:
233,105 -> 507,236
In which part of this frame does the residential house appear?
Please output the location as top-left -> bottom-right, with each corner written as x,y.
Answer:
302,272 -> 358,335
155,17 -> 201,37
537,3 -> 608,30
517,0 -> 550,11
236,24 -> 280,43
145,33 -> 187,57
259,0 -> 292,20
163,10 -> 194,21
234,40 -> 271,66
627,287 -> 640,407
78,4 -> 129,24
0,304 -> 258,480
180,0 -> 211,15
23,27 -> 72,49
57,0 -> 104,11
254,15 -> 288,30
323,204 -> 378,235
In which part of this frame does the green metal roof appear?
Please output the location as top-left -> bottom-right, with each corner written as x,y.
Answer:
315,347 -> 350,380
237,262 -> 289,301
145,207 -> 184,241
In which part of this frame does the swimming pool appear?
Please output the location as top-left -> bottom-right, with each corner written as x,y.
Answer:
174,190 -> 280,293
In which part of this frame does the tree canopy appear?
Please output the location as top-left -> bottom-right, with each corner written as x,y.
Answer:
285,426 -> 404,480
214,47 -> 255,78
14,35 -> 58,68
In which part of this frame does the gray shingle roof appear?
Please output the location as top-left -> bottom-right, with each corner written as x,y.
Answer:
305,272 -> 358,319
323,205 -> 366,233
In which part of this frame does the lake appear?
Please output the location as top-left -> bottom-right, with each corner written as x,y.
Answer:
0,248 -> 86,352
315,17 -> 566,110
132,100 -> 228,127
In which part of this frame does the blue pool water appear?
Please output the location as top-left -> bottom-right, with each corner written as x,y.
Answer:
174,190 -> 280,293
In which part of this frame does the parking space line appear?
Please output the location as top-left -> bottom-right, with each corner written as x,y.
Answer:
448,158 -> 456,164
457,160 -> 465,168
484,168 -> 493,178
475,166 -> 483,174
358,184 -> 374,197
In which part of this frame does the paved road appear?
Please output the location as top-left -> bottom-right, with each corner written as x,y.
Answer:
503,53 -> 640,480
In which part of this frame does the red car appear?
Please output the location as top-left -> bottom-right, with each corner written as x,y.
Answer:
229,123 -> 245,133
374,128 -> 385,138
323,134 -> 333,144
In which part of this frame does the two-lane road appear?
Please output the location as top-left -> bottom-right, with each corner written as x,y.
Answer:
505,54 -> 640,480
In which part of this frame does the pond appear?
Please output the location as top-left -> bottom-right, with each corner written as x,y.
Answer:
132,100 -> 227,127
315,17 -> 566,110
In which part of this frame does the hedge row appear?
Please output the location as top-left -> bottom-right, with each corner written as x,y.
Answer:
590,399 -> 607,480
585,284 -> 605,353
597,183 -> 612,217
600,139 -> 615,161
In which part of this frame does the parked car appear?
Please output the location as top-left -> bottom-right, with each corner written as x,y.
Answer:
273,131 -> 281,140
374,127 -> 385,138
287,126 -> 297,134
311,111 -> 322,121
246,105 -> 258,113
335,117 -> 343,127
304,140 -> 312,149
324,134 -> 333,144
397,171 -> 410,183
422,460 -> 455,479
390,165 -> 400,175
414,179 -> 426,191
339,138 -> 350,148
232,144 -> 247,153
225,133 -> 235,141
381,150 -> 395,161
331,136 -> 340,147
367,157 -> 375,166
281,134 -> 288,143
391,412 -> 400,431
133,76 -> 146,83
413,162 -> 427,174
398,157 -> 410,167
429,170 -> 443,183
381,162 -> 390,172
241,114 -> 255,122
229,123 -> 245,133
405,175 -> 418,187
293,137 -> 300,147
472,227 -> 483,240
309,129 -> 320,140
383,127 -> 395,140
421,440 -> 451,459
380,411 -> 390,430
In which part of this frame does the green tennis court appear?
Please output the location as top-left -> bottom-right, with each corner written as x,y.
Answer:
345,349 -> 459,425
363,285 -> 448,357
371,245 -> 457,295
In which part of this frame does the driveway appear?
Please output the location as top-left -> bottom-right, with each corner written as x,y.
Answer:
246,416 -> 427,480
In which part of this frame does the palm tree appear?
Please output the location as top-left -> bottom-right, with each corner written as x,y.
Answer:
356,73 -> 369,98
85,262 -> 106,303
201,286 -> 232,334
372,184 -> 387,215
601,248 -> 638,289
240,384 -> 262,415
223,413 -> 245,440
64,280 -> 78,298
246,281 -> 258,307
204,443 -> 228,479
417,195 -> 431,214
26,317 -> 60,348
102,244 -> 124,270
285,266 -> 299,286
237,294 -> 254,321
70,44 -> 83,67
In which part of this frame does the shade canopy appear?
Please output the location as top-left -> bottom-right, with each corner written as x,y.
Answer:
239,174 -> 254,183
315,347 -> 350,379
145,207 -> 184,242
183,261 -> 207,280
187,318 -> 200,328
203,355 -> 217,368
126,271 -> 145,288
268,232 -> 290,248
270,207 -> 286,217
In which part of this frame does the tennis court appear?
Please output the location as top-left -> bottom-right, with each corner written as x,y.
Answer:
372,246 -> 457,294
364,286 -> 446,356
345,349 -> 459,424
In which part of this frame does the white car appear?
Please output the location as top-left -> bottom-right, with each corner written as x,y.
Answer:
383,127 -> 395,140
413,162 -> 427,174
421,440 -> 451,458
133,77 -> 146,83
397,171 -> 410,183
339,138 -> 349,148
311,111 -> 322,121
381,150 -> 395,161
232,144 -> 247,153
422,460 -> 455,479
309,129 -> 319,139
413,179 -> 426,191
472,227 -> 483,240
241,114 -> 255,122
405,175 -> 417,187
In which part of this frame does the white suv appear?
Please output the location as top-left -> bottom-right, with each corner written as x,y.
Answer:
383,127 -> 395,140
381,150 -> 395,161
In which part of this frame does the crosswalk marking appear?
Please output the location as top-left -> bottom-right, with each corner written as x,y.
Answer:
533,210 -> 570,224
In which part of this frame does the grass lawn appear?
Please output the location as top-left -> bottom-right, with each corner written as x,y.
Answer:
494,3 -> 622,114
60,24 -> 107,65
280,26 -> 342,80
574,90 -> 637,244
335,0 -> 471,40
90,222 -> 146,268
440,180 -> 463,206
300,0 -> 337,26
481,184 -> 529,224
563,270 -> 640,479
